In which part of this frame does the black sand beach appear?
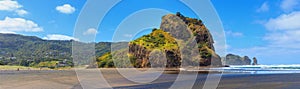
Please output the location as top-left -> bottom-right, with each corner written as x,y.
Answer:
1,69 -> 300,89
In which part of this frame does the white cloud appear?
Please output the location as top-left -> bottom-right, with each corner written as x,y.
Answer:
280,0 -> 300,12
228,1 -> 300,64
123,34 -> 133,38
43,34 -> 78,41
0,31 -> 16,34
245,11 -> 300,59
257,2 -> 269,13
225,44 -> 230,49
56,4 -> 75,14
265,11 -> 300,30
212,39 -> 227,56
263,11 -> 300,49
226,30 -> 243,37
264,30 -> 300,49
83,28 -> 98,35
15,9 -> 28,16
0,17 -> 43,33
0,0 -> 21,11
0,0 -> 28,16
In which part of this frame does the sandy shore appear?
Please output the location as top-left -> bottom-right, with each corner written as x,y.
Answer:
1,69 -> 300,89
0,70 -> 79,89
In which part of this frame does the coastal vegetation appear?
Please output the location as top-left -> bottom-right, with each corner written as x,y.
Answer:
130,29 -> 179,51
0,33 -> 111,69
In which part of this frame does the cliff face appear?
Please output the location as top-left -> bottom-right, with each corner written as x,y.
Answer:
128,29 -> 181,68
162,13 -> 215,50
128,43 -> 181,68
224,54 -> 251,65
128,13 -> 221,68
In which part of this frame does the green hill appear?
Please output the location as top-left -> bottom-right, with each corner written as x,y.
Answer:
0,33 -> 111,67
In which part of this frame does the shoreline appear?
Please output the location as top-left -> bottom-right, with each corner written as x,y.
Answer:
1,69 -> 300,89
2,66 -> 300,75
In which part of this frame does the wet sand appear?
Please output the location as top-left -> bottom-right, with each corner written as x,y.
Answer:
0,70 -> 79,89
1,69 -> 300,89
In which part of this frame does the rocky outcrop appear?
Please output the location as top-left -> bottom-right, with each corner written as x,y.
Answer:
160,12 -> 221,66
128,12 -> 221,68
243,56 -> 251,65
252,57 -> 258,65
224,54 -> 252,65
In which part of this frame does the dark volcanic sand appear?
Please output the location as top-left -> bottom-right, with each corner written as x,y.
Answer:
1,69 -> 300,89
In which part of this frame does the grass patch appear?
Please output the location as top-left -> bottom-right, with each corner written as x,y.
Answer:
0,65 -> 38,70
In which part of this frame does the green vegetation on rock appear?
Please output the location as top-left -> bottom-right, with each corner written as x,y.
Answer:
96,12 -> 222,68
128,29 -> 181,68
130,29 -> 179,51
97,52 -> 114,68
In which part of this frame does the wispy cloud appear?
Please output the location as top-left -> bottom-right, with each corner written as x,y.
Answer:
280,0 -> 300,12
123,34 -> 133,38
0,31 -> 15,34
226,30 -> 243,37
264,30 -> 300,49
83,28 -> 98,35
234,10 -> 300,63
0,17 -> 43,33
0,0 -> 28,16
43,34 -> 78,41
15,9 -> 28,16
56,4 -> 75,14
263,11 -> 300,49
256,2 -> 269,13
265,11 -> 300,30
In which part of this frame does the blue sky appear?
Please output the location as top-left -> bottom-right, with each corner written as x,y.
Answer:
212,0 -> 300,64
0,0 -> 85,39
0,0 -> 300,64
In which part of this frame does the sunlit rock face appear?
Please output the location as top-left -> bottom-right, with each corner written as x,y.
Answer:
160,13 -> 221,66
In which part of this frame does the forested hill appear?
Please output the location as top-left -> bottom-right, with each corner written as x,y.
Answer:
0,33 -> 111,66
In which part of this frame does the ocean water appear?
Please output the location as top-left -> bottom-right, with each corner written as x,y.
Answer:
208,65 -> 300,74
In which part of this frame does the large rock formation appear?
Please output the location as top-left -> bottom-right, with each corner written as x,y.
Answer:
128,13 -> 221,68
224,54 -> 251,65
160,13 -> 221,66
